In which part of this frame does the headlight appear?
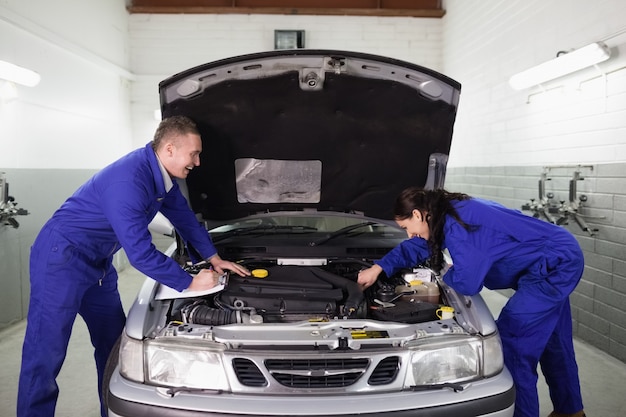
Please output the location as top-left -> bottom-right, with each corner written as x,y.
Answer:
404,337 -> 480,387
119,331 -> 144,383
145,339 -> 230,390
403,333 -> 505,388
483,332 -> 504,377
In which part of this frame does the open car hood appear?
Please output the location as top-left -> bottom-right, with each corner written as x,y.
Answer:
159,50 -> 461,221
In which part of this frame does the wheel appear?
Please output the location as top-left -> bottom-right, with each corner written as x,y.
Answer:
101,335 -> 121,416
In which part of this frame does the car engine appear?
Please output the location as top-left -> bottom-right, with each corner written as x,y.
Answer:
169,260 -> 444,326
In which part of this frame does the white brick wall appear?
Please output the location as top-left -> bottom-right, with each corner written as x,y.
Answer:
443,0 -> 626,167
130,14 -> 442,75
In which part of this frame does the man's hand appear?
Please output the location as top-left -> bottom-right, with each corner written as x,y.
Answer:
187,269 -> 221,292
210,255 -> 250,277
357,264 -> 383,289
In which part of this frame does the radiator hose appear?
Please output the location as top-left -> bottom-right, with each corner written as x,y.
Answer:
310,267 -> 364,317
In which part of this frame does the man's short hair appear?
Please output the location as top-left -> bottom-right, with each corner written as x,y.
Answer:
152,116 -> 199,151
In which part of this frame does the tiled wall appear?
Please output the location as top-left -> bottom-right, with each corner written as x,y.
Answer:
0,169 -> 97,328
442,0 -> 626,169
445,162 -> 626,362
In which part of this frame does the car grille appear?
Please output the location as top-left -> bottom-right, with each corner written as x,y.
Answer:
232,358 -> 267,387
232,357 -> 400,389
368,356 -> 401,385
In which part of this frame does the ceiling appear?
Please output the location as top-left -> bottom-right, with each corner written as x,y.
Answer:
127,0 -> 445,17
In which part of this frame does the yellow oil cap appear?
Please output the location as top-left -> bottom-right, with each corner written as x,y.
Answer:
409,280 -> 424,287
251,269 -> 269,278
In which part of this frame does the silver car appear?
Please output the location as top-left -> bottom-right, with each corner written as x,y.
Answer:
103,50 -> 515,417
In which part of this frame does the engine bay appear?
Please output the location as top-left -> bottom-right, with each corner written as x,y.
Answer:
167,260 -> 451,326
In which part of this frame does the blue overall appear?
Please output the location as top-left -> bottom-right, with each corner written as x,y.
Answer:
18,143 -> 218,417
377,198 -> 584,417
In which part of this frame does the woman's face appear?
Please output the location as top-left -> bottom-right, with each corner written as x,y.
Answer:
395,209 -> 430,240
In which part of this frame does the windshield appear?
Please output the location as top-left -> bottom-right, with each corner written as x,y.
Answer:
210,214 -> 403,236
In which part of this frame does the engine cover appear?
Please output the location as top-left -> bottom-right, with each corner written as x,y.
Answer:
217,265 -> 361,321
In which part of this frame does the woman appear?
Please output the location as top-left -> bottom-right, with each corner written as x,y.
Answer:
358,187 -> 585,417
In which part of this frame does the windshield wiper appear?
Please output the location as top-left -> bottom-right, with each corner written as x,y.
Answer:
309,221 -> 378,246
212,224 -> 318,243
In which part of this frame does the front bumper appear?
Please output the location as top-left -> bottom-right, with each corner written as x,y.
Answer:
107,367 -> 515,417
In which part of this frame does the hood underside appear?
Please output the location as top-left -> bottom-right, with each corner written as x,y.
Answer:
159,50 -> 461,221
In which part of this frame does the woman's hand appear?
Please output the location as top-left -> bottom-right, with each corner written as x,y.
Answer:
357,264 -> 383,289
209,255 -> 250,277
187,268 -> 221,292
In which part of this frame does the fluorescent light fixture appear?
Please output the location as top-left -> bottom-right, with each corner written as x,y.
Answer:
0,60 -> 41,87
509,42 -> 610,90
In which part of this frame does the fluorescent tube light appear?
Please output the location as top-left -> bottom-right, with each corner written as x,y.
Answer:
0,60 -> 41,87
509,42 -> 611,90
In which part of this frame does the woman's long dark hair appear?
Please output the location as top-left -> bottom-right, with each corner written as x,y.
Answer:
393,187 -> 472,273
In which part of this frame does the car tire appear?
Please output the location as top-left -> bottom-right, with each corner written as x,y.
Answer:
101,335 -> 121,416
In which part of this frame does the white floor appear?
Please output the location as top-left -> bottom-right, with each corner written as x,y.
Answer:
1,267 -> 625,417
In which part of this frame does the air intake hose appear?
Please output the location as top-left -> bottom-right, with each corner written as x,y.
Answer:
187,305 -> 240,325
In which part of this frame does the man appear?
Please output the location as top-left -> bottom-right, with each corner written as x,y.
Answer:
18,116 -> 249,417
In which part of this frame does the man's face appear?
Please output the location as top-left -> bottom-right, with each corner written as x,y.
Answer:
161,133 -> 202,179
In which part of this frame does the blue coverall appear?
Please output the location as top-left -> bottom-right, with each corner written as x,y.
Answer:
376,198 -> 584,417
18,143 -> 218,417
